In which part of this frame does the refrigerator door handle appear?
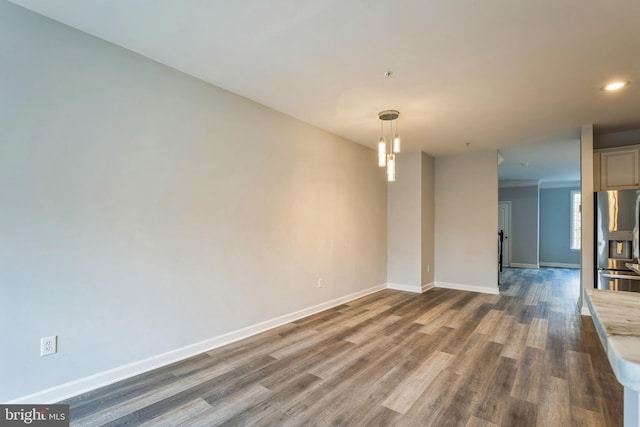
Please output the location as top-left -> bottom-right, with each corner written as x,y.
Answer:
601,273 -> 640,281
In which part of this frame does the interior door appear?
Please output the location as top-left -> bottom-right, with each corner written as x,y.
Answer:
498,201 -> 511,268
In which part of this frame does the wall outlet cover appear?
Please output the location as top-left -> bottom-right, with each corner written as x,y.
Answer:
41,336 -> 57,356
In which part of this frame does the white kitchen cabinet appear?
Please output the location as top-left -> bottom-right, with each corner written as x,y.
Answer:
598,147 -> 640,190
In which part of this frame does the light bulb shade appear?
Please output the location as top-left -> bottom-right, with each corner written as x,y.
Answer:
378,138 -> 386,167
387,154 -> 395,182
393,134 -> 401,153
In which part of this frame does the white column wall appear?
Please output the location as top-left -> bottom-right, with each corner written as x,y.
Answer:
435,151 -> 499,294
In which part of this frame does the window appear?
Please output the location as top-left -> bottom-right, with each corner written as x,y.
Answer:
570,190 -> 581,250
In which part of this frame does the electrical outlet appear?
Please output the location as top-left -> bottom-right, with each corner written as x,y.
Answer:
317,278 -> 324,288
41,336 -> 57,356
427,265 -> 430,273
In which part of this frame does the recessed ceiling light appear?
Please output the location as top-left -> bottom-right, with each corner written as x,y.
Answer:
602,81 -> 629,91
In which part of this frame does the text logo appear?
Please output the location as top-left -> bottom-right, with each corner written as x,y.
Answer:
1,405 -> 69,426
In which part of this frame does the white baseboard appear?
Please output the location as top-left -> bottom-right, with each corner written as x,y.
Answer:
387,282 -> 422,293
386,281 -> 434,294
422,282 -> 435,293
509,263 -> 539,269
7,283 -> 386,404
435,281 -> 499,295
580,303 -> 591,316
540,262 -> 580,269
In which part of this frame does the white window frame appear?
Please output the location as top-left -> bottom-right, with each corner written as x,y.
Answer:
570,190 -> 581,250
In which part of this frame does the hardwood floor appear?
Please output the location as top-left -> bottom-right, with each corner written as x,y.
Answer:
63,268 -> 624,426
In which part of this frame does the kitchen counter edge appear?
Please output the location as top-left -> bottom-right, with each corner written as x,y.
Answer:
585,288 -> 640,392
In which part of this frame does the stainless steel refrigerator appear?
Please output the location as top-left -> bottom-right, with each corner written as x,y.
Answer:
595,189 -> 640,292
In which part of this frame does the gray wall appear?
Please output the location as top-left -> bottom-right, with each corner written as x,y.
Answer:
0,1 -> 387,401
421,153 -> 435,285
387,151 -> 436,288
539,187 -> 581,266
387,153 -> 422,287
499,185 -> 539,267
435,151 -> 498,292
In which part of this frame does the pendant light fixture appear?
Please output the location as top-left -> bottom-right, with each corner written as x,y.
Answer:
377,109 -> 401,182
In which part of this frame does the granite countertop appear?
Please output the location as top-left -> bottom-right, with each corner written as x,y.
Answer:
626,263 -> 640,276
585,288 -> 640,391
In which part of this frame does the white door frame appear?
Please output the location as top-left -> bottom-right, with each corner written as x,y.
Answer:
498,201 -> 512,268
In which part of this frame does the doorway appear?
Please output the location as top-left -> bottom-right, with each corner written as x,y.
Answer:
498,201 -> 511,268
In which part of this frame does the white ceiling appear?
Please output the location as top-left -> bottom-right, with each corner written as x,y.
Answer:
9,0 -> 640,163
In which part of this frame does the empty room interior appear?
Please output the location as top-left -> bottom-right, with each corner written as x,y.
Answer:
2,1 -> 640,426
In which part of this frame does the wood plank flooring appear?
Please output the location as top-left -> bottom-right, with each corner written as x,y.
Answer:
63,268 -> 624,426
